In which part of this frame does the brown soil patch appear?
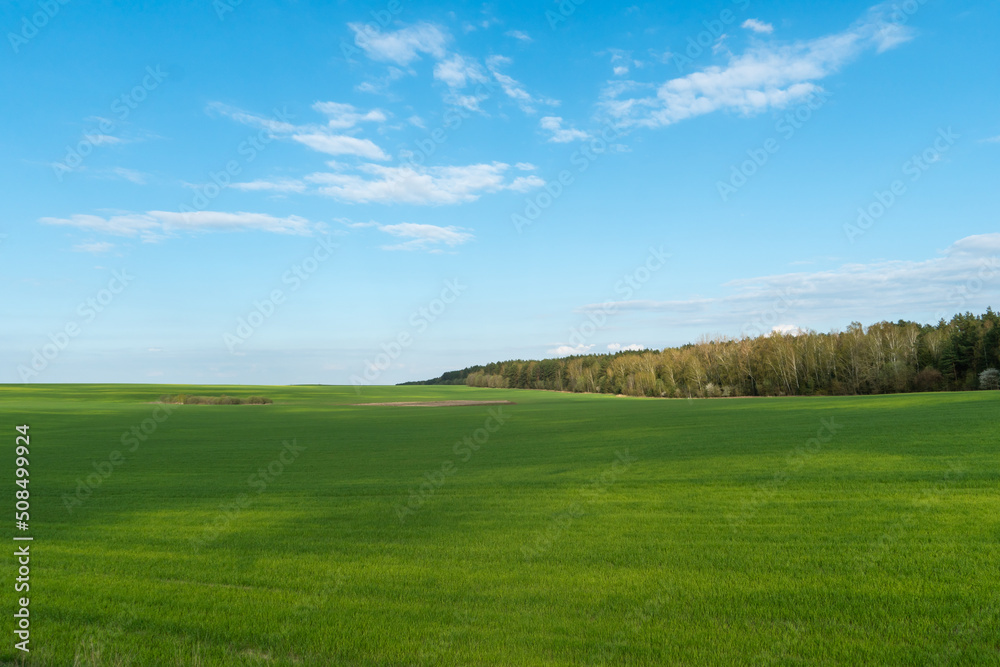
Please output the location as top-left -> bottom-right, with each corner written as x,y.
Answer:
353,400 -> 516,407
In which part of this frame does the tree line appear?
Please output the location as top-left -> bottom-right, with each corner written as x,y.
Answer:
402,310 -> 1000,397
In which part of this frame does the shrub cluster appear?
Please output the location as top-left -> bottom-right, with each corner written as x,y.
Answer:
157,394 -> 272,405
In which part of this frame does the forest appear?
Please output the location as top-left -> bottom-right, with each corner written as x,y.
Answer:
404,310 -> 1000,398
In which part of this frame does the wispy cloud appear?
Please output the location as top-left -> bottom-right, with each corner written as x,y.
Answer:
229,178 -> 306,193
73,241 -> 116,253
378,222 -> 473,251
40,210 -> 316,240
602,3 -> 916,128
505,30 -> 532,42
311,101 -> 387,129
433,54 -> 489,89
539,116 -> 590,143
107,167 -> 149,184
742,18 -> 774,34
207,102 -> 297,133
305,162 -> 542,205
433,54 -> 493,110
349,22 -> 448,65
486,55 -> 558,113
87,134 -> 125,146
344,220 -> 474,252
290,133 -> 389,160
581,234 -> 1000,332
211,101 -> 390,160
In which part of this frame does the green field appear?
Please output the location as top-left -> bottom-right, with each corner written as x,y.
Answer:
1,385 -> 997,666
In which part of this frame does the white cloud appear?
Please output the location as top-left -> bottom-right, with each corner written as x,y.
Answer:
73,241 -> 115,253
108,167 -> 149,184
607,343 -> 646,352
212,101 -> 390,161
515,162 -> 537,171
602,3 -> 916,128
771,324 -> 805,336
581,234 -> 1000,335
306,162 -> 542,205
550,344 -> 595,356
433,54 -> 488,89
613,65 -> 629,76
230,178 -> 306,193
508,175 -> 546,192
355,67 -> 407,96
311,102 -> 387,129
486,55 -> 557,113
433,54 -> 493,110
150,211 -> 313,235
742,18 -> 774,34
291,133 -> 388,160
349,22 -> 448,65
40,211 -> 316,240
981,135 -> 1000,144
207,102 -> 297,133
376,222 -> 473,251
505,30 -> 532,42
539,116 -> 591,143
40,213 -> 161,238
87,134 -> 125,146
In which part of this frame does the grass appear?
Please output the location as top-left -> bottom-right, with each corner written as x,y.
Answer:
0,384 -> 997,665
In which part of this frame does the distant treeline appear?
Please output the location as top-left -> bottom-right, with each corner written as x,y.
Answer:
403,310 -> 1000,397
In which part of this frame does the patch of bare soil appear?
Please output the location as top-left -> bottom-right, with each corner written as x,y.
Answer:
353,400 -> 516,407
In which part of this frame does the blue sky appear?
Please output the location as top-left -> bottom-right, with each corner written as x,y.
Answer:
2,0 -> 998,385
